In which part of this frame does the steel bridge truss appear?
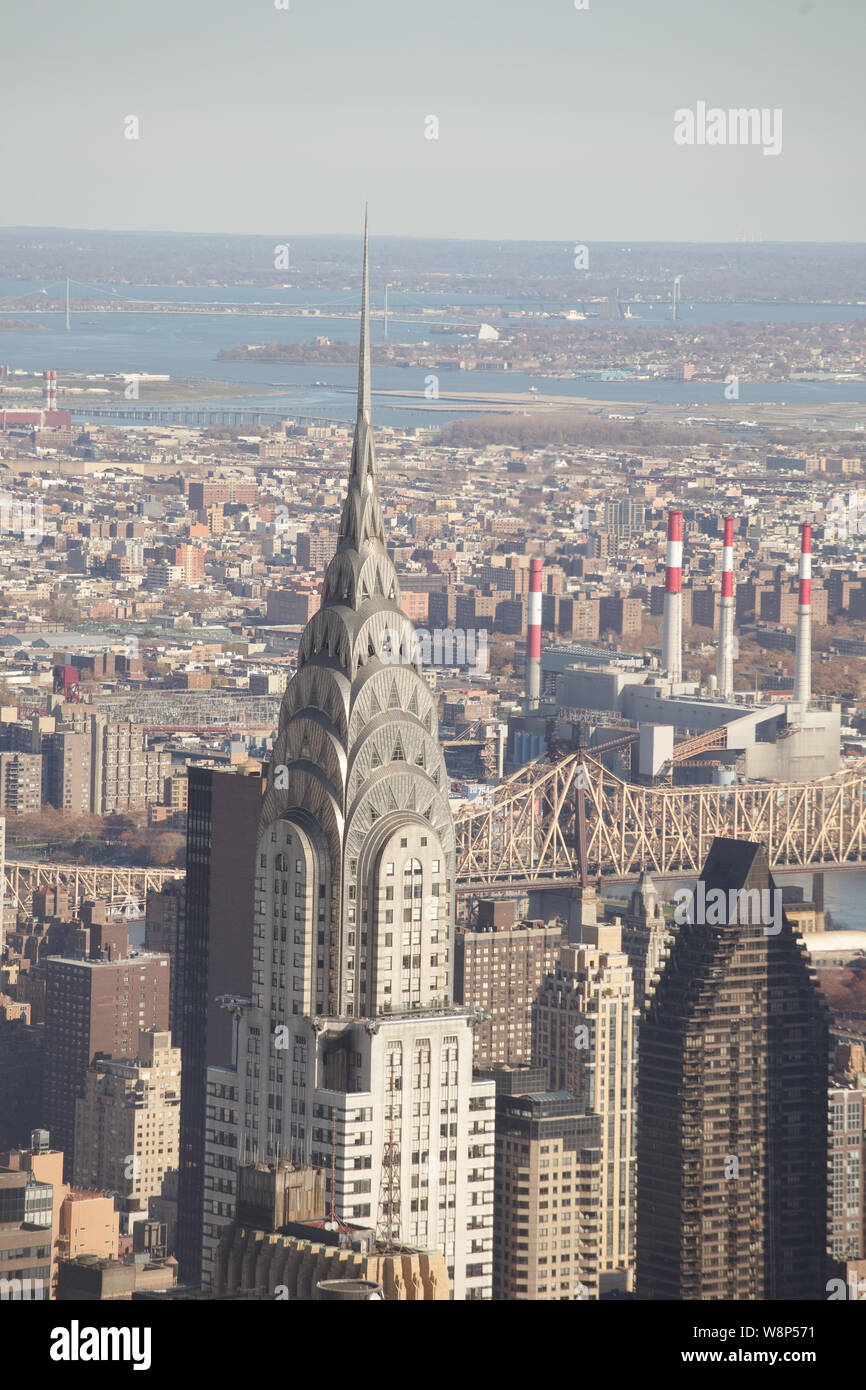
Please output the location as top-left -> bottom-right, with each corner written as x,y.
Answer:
9,758 -> 866,912
453,750 -> 866,889
4,863 -> 184,917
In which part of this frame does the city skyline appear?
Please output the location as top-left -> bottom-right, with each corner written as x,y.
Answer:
1,2 -> 865,1331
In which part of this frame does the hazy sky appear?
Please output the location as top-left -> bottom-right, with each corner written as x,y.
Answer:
1,0 -> 864,241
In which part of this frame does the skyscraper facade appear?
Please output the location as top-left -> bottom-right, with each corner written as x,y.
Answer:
620,870 -> 672,1016
73,1028 -> 181,1208
42,950 -> 170,1174
178,763 -> 267,1282
454,902 -> 566,1067
534,922 -> 637,1292
636,838 -> 830,1301
482,1064 -> 604,1301
827,1043 -> 866,1264
200,217 -> 495,1298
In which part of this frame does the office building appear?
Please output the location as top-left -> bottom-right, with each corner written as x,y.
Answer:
604,496 -> 646,544
534,924 -> 637,1292
0,752 -> 42,814
43,728 -> 91,812
636,837 -> 830,1300
144,880 -> 187,1048
43,715 -> 170,816
56,1252 -> 177,1300
828,1042 -> 866,1263
42,950 -> 170,1173
482,1064 -> 603,1301
211,1158 -> 448,1299
0,1165 -> 53,1299
73,1029 -> 181,1209
454,901 -> 565,1067
296,527 -> 338,572
0,1011 -> 44,1147
177,763 -> 267,1283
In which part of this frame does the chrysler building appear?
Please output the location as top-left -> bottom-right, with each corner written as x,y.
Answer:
201,214 -> 495,1298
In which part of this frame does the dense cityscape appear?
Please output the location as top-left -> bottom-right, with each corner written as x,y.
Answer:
2,0 -> 866,1368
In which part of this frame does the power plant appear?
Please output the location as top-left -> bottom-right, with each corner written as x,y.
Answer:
521,510 -> 840,786
0,367 -> 71,430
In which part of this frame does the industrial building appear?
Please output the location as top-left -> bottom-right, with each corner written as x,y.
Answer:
517,514 -> 841,785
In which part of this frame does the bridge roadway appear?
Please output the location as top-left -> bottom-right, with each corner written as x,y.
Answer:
7,751 -> 866,913
5,862 -> 183,916
71,406 -> 350,427
452,749 -> 866,893
6,750 -> 866,911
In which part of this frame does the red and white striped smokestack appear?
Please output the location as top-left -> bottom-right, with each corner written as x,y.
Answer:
716,515 -> 735,699
794,522 -> 811,708
42,371 -> 51,409
527,555 -> 543,709
49,370 -> 57,411
662,509 -> 683,684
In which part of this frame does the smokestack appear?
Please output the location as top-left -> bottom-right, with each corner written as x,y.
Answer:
716,515 -> 735,699
527,555 -> 543,709
662,509 -> 683,684
43,369 -> 57,414
794,522 -> 811,709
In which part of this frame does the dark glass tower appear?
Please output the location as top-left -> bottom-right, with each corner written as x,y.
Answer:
636,837 -> 829,1301
177,764 -> 266,1283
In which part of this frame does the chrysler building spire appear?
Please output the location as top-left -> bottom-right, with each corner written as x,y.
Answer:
340,206 -> 384,551
357,203 -> 372,427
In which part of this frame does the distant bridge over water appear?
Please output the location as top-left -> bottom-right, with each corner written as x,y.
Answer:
70,405 -> 351,428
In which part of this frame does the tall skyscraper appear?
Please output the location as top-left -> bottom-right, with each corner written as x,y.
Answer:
199,216 -> 495,1298
534,922 -> 637,1293
636,837 -> 830,1301
178,763 -> 267,1282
